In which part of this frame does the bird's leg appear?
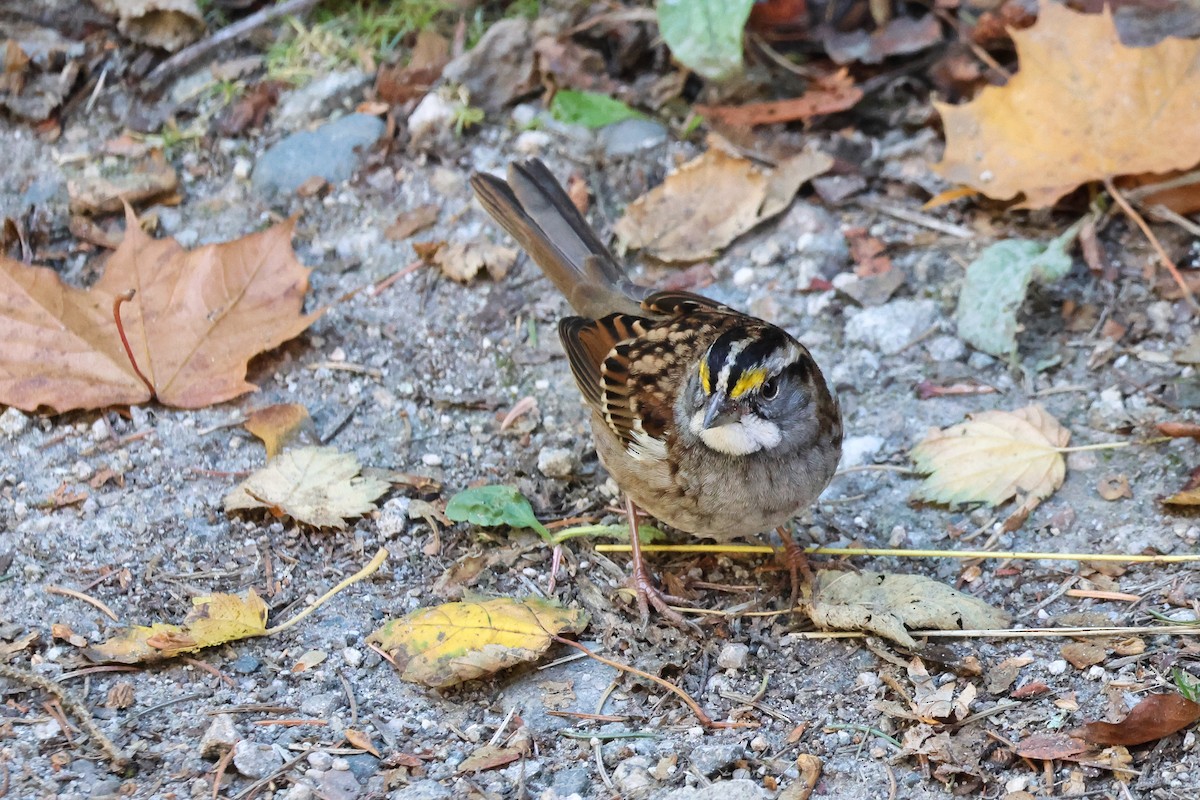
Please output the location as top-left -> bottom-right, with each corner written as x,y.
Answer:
624,496 -> 695,630
777,525 -> 815,609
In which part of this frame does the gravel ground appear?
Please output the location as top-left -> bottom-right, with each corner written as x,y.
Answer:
2,40 -> 1200,800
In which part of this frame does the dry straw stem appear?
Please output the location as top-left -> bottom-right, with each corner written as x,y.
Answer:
787,625 -> 1200,640
265,547 -> 388,635
593,543 -> 1200,564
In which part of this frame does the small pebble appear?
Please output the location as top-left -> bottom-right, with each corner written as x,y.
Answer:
1047,659 -> 1068,676
0,408 -> 30,438
717,643 -> 750,671
421,453 -> 443,467
537,446 -> 575,479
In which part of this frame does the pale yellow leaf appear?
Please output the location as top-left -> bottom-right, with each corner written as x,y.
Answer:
82,590 -> 268,663
807,570 -> 1011,649
910,404 -> 1069,507
367,597 -> 589,688
224,445 -> 389,528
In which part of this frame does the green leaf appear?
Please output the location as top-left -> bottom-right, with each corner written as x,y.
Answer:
445,485 -> 552,541
548,523 -> 666,545
1174,667 -> 1200,703
549,90 -> 642,129
657,0 -> 754,82
955,222 -> 1081,358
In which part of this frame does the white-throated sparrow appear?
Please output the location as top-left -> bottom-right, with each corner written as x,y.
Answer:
471,160 -> 843,624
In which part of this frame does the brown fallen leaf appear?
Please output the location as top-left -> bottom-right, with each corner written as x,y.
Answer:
344,728 -> 380,758
614,148 -> 832,262
935,3 -> 1200,208
822,15 -> 943,66
694,69 -> 862,127
844,226 -> 892,277
224,445 -> 390,529
1157,421 -> 1200,440
94,0 -> 205,51
385,204 -> 440,241
375,29 -> 450,105
81,590 -> 268,664
433,240 -> 516,283
368,597 -> 589,688
1097,474 -> 1132,501
910,404 -> 1069,508
1060,641 -> 1107,669
1164,465 -> 1200,507
67,151 -> 179,215
806,570 -> 1011,649
216,80 -> 285,136
244,403 -> 318,459
1073,694 -> 1200,746
0,206 -> 318,412
1014,732 -> 1089,761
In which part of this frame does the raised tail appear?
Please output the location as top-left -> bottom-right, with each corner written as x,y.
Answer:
470,160 -> 647,319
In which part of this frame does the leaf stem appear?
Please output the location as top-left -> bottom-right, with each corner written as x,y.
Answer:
1055,436 -> 1170,453
112,290 -> 155,399
265,547 -> 388,635
1105,177 -> 1198,311
593,543 -> 1200,563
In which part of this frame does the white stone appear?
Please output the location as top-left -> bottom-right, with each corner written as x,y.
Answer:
0,408 -> 30,438
838,435 -> 884,469
537,447 -> 575,479
717,642 -> 750,670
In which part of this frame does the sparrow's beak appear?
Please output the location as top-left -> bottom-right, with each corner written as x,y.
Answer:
702,393 -> 741,429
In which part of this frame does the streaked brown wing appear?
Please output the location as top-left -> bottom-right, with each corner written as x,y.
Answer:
557,313 -> 649,425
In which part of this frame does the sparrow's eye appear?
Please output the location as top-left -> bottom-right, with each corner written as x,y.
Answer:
761,375 -> 780,400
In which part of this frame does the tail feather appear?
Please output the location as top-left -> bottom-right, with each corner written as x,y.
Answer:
470,160 -> 646,319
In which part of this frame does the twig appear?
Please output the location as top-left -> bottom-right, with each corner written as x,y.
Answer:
824,723 -> 902,749
551,637 -> 756,729
45,585 -> 119,621
265,547 -> 387,635
857,199 -> 976,239
112,291 -> 155,398
336,668 -> 358,727
1124,168 -> 1200,202
142,0 -> 323,95
211,740 -> 237,800
232,752 -> 308,800
0,663 -> 128,771
1105,177 -> 1198,310
592,543 -> 1200,564
785,624 -> 1200,640
1146,203 -> 1200,238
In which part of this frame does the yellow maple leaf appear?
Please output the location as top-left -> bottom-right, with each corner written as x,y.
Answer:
910,404 -> 1070,507
368,597 -> 589,688
934,2 -> 1200,208
84,590 -> 269,664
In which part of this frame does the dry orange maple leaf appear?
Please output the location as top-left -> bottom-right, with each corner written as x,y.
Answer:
935,2 -> 1200,208
0,207 -> 318,412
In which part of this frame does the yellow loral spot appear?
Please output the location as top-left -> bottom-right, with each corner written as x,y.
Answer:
699,359 -> 711,394
730,368 -> 767,399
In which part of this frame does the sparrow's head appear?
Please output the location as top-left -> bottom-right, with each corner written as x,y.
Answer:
685,325 -> 838,457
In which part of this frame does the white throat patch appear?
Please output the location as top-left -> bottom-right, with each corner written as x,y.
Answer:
689,410 -> 781,456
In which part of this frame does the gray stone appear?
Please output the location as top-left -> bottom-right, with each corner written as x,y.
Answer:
612,756 -> 657,797
0,407 -> 30,438
688,743 -> 743,777
599,118 -> 669,158
658,779 -> 769,800
232,740 -> 283,779
926,335 -> 966,363
838,435 -> 884,469
252,114 -> 385,195
299,691 -> 343,717
87,777 -> 122,799
344,753 -> 379,781
716,643 -> 750,671
199,713 -> 239,760
537,446 -> 575,479
392,779 -> 453,800
551,766 -> 592,797
407,92 -> 455,150
785,203 -> 848,285
229,654 -> 260,674
844,299 -> 939,355
317,768 -> 361,800
275,70 -> 371,130
441,19 -> 535,112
